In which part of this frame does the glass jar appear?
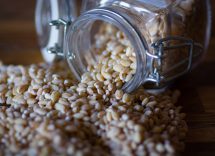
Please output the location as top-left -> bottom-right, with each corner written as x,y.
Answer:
35,0 -> 77,62
44,0 -> 211,93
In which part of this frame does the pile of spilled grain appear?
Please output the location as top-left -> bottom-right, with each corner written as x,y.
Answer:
0,24 -> 187,156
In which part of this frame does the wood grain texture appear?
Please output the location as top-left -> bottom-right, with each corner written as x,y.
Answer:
0,0 -> 215,155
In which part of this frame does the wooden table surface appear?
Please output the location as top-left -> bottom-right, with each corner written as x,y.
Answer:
0,1 -> 215,156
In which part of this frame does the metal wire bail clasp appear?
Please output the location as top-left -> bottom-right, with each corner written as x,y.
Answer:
146,36 -> 203,87
47,19 -> 71,57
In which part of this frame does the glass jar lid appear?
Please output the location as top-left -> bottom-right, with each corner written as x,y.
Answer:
35,0 -> 77,62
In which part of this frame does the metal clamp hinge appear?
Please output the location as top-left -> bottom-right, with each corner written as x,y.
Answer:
47,19 -> 71,57
146,36 -> 203,86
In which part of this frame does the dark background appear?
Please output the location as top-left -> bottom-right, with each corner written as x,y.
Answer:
0,0 -> 215,156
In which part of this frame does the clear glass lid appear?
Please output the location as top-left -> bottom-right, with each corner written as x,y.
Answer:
35,0 -> 51,49
35,0 -> 77,62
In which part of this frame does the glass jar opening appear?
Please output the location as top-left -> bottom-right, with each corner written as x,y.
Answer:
66,8 -> 149,92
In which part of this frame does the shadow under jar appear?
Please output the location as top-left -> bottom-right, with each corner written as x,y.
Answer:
65,0 -> 211,93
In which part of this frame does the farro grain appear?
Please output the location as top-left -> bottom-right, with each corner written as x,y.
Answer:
0,24 -> 188,156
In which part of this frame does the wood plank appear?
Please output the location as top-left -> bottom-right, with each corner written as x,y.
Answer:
0,50 -> 42,65
197,87 -> 215,112
0,0 -> 35,20
184,142 -> 215,156
186,113 -> 215,142
0,21 -> 35,34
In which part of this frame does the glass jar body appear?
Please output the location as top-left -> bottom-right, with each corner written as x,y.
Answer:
66,0 -> 211,92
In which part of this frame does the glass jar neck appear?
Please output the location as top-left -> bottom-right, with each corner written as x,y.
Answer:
66,7 -> 150,92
